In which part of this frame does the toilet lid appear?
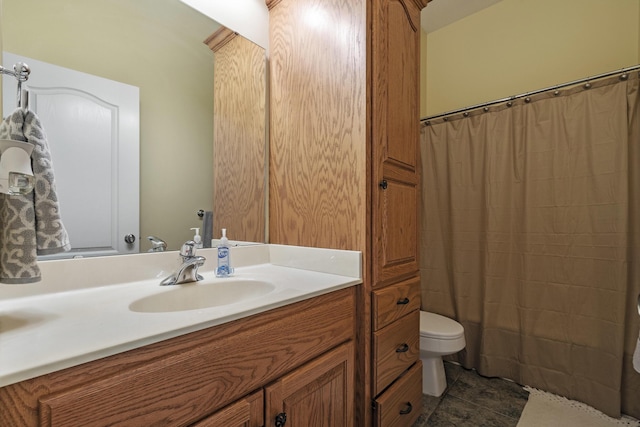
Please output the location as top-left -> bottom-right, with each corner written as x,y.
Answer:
420,311 -> 464,340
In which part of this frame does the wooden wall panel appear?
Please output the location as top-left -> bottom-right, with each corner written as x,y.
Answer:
211,33 -> 267,243
268,0 -> 368,251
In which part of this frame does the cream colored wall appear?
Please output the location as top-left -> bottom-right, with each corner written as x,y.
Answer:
420,29 -> 428,118
423,0 -> 640,117
2,0 -> 217,251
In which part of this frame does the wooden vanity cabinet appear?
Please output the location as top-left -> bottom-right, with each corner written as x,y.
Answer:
197,339 -> 354,427
266,0 -> 427,424
0,287 -> 356,427
265,341 -> 355,426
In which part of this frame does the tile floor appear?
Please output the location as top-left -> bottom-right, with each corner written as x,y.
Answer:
412,362 -> 529,427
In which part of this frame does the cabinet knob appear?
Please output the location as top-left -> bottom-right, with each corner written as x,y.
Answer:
397,297 -> 410,305
395,343 -> 409,353
379,179 -> 388,190
275,412 -> 287,427
124,234 -> 136,244
399,402 -> 413,415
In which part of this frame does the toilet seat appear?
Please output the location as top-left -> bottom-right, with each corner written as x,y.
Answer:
420,311 -> 464,340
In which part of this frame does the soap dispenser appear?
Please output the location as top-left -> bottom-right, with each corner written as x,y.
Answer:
190,227 -> 203,248
216,228 -> 232,277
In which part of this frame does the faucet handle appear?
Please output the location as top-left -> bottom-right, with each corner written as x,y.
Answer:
180,240 -> 196,257
147,235 -> 167,252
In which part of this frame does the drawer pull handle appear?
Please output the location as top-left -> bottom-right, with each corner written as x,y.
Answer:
395,343 -> 409,353
397,297 -> 410,305
399,402 -> 413,415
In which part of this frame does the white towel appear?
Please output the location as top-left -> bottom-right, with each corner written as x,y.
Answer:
0,108 -> 70,284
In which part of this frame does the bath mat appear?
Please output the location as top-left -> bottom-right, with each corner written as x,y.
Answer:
517,386 -> 640,427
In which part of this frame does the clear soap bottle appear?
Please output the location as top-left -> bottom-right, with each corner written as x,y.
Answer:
216,228 -> 232,277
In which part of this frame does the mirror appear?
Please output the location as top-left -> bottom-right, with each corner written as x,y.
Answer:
0,0 -> 268,255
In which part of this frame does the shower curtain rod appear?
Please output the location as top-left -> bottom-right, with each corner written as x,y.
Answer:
421,64 -> 640,123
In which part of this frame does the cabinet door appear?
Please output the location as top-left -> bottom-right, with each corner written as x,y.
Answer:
372,0 -> 423,286
191,390 -> 263,427
265,341 -> 354,427
372,0 -> 420,170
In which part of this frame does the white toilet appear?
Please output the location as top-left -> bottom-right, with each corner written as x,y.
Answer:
419,311 -> 466,397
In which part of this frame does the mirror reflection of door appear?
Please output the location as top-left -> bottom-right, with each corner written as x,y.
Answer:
2,52 -> 140,258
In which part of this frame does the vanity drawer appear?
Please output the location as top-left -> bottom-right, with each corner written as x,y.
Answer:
374,361 -> 422,427
372,276 -> 420,331
373,310 -> 419,395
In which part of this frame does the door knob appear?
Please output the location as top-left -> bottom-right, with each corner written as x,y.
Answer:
275,412 -> 287,427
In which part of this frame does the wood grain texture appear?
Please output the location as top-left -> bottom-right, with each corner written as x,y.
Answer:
211,32 -> 267,242
373,275 -> 421,331
372,0 -> 420,174
265,0 -> 283,10
205,27 -> 238,52
268,0 -> 368,251
265,341 -> 355,426
191,390 -> 263,427
374,361 -> 422,427
373,310 -> 419,396
267,0 -> 428,423
376,175 -> 419,286
0,288 -> 355,427
372,0 -> 421,287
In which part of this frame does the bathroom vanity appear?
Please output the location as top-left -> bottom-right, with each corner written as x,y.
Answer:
0,245 -> 361,426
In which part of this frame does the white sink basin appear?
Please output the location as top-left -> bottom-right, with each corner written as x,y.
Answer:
129,279 -> 276,313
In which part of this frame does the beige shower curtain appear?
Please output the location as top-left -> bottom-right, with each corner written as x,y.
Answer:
420,73 -> 640,418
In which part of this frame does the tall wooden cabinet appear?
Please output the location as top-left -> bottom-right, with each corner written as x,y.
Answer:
267,0 -> 428,425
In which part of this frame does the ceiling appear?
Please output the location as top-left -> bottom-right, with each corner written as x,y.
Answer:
421,0 -> 503,33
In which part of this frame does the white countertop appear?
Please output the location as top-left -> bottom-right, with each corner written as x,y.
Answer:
0,244 -> 362,387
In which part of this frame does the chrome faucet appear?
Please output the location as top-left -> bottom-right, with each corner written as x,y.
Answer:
160,240 -> 206,286
147,235 -> 167,252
